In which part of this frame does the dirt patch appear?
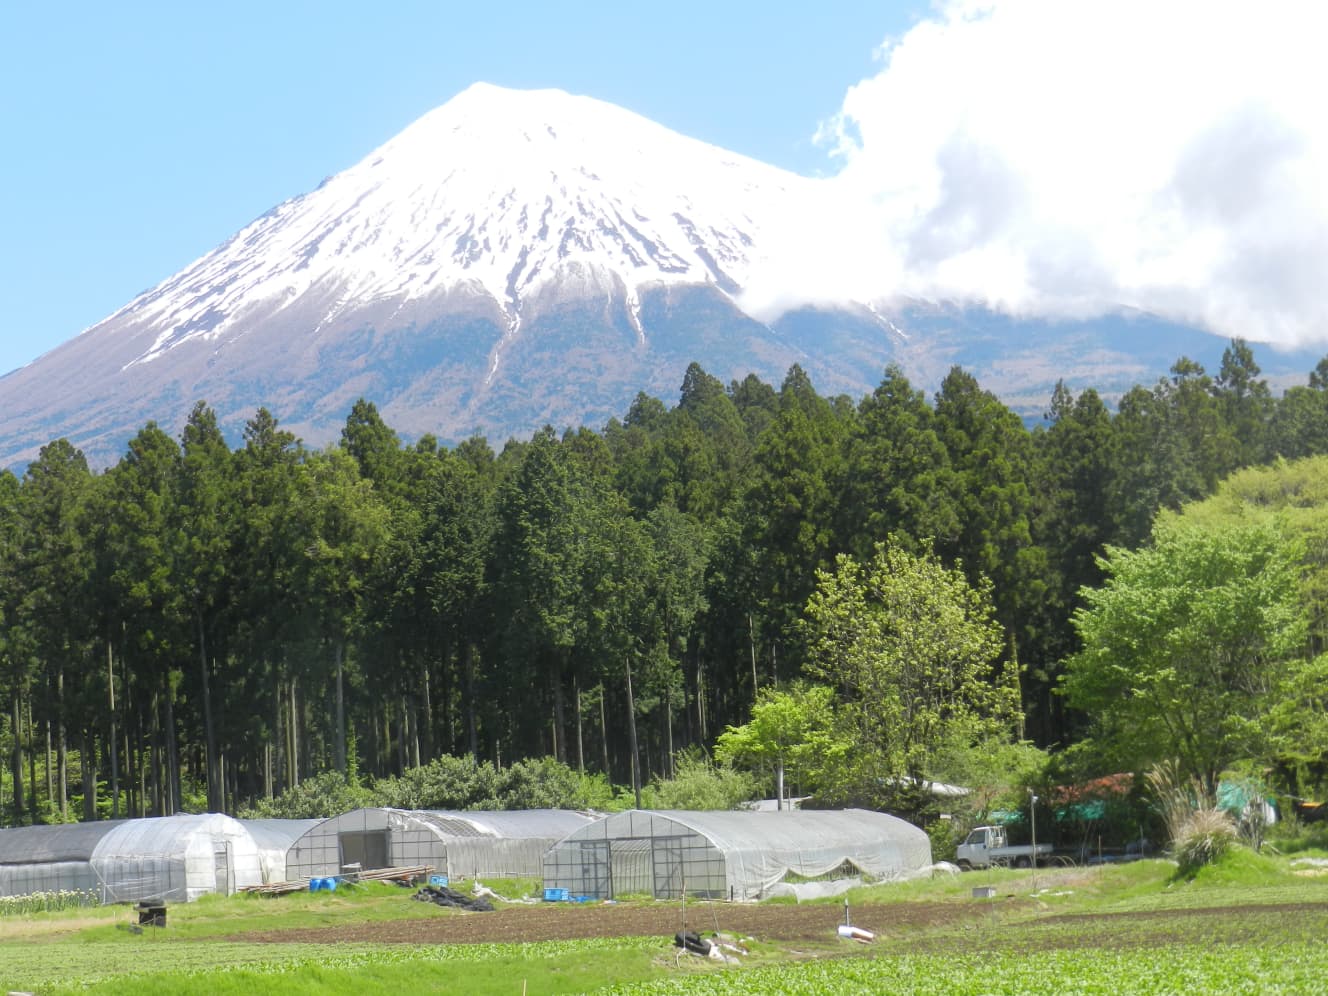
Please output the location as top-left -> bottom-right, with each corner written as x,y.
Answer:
229,896 -> 1328,950
234,900 -> 982,946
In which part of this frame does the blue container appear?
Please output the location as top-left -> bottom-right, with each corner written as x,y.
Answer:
429,875 -> 449,887
543,888 -> 570,902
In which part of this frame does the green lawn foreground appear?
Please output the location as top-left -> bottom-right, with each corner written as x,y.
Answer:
3,856 -> 1328,995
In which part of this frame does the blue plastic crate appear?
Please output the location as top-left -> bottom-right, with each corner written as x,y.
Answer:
428,875 -> 450,887
543,887 -> 570,902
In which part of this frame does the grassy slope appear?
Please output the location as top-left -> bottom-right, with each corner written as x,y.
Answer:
2,856 -> 1327,994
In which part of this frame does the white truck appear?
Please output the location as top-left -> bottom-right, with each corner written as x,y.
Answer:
955,825 -> 1053,869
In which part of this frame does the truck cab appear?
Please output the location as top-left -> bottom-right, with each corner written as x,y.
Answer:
960,825 -> 1007,858
954,824 -> 1049,869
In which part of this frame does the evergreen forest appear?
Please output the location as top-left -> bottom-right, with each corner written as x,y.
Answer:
4,338 -> 1328,831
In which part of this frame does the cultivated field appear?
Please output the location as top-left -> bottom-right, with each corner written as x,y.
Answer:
3,853 -> 1328,994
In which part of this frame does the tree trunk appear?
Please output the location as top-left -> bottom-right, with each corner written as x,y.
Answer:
748,613 -> 759,697
397,697 -> 408,773
82,729 -> 96,820
334,639 -> 346,776
625,658 -> 642,809
664,690 -> 675,778
26,696 -> 37,821
150,689 -> 163,816
197,612 -> 221,811
598,685 -> 610,778
164,678 -> 181,815
551,658 -> 566,765
57,667 -> 68,819
289,677 -> 300,789
574,675 -> 585,773
695,659 -> 707,743
9,695 -> 23,823
420,661 -> 434,764
463,644 -> 479,761
107,643 -> 120,819
410,694 -> 421,769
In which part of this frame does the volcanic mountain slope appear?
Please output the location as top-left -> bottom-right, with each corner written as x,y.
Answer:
2,84 -> 1314,469
1,83 -> 886,467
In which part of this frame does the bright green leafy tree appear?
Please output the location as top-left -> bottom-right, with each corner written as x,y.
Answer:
803,540 -> 1019,811
1064,516 -> 1306,795
714,682 -> 840,807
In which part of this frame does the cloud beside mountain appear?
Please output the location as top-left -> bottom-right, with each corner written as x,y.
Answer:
744,0 -> 1328,348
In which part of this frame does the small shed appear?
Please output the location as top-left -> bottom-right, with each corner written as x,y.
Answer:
543,808 -> 932,901
0,813 -> 267,903
284,808 -> 597,882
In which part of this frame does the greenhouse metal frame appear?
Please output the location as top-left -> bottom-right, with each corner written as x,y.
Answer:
285,808 -> 597,881
542,808 -> 932,901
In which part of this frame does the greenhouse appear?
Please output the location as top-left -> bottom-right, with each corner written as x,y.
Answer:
0,813 -> 273,903
285,808 -> 597,882
542,809 -> 932,901
238,818 -> 321,886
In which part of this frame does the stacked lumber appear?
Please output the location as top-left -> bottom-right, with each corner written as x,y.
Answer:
238,865 -> 435,896
354,865 -> 434,884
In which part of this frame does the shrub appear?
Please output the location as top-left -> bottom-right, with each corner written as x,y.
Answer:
239,770 -> 375,819
377,755 -> 502,810
1174,808 -> 1238,874
642,753 -> 757,810
925,818 -> 963,863
497,757 -> 598,809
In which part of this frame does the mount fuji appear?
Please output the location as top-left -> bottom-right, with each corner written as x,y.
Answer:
0,84 -> 1314,468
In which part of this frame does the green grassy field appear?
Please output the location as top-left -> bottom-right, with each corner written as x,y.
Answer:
2,856 -> 1327,994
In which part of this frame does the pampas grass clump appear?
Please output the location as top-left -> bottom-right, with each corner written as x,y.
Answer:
1174,807 -> 1238,874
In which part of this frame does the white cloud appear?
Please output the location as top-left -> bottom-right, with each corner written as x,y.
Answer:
744,0 -> 1328,347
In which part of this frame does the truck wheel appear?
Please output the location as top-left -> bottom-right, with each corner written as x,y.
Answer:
1015,856 -> 1031,869
956,860 -> 971,871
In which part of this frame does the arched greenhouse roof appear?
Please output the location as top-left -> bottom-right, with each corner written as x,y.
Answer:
0,813 -> 269,903
0,820 -> 128,865
285,808 -> 597,882
544,808 -> 931,901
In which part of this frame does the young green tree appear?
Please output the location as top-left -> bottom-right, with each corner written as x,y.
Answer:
803,540 -> 1019,810
1063,516 -> 1306,795
714,682 -> 840,807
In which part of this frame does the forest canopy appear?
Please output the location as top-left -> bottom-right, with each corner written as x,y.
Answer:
4,340 -> 1328,828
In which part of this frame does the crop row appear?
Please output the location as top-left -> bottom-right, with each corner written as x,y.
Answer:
605,943 -> 1328,995
0,889 -> 100,916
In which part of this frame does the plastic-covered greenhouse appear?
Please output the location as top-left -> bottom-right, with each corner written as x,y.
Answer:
0,813 -> 280,903
285,808 -> 597,881
238,819 -> 320,886
543,809 -> 932,901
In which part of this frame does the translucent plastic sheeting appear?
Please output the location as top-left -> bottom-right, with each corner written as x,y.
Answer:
543,809 -> 932,902
0,813 -> 272,903
285,808 -> 598,881
238,819 -> 321,885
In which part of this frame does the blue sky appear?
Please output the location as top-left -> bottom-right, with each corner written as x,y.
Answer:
4,1 -> 1325,378
0,1 -> 919,376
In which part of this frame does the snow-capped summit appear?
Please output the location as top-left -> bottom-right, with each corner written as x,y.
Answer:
116,83 -> 813,370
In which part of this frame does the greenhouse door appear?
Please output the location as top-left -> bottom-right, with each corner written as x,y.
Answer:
571,840 -> 612,899
340,830 -> 390,871
652,837 -> 685,899
214,842 -> 233,896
